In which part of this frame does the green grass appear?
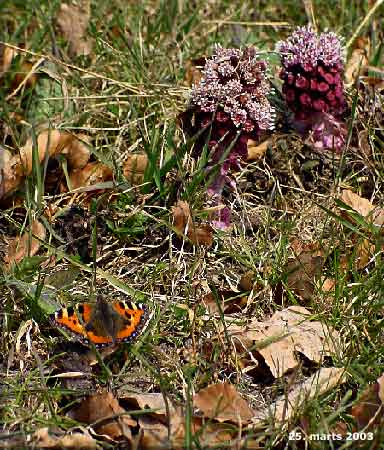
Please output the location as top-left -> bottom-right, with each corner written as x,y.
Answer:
1,0 -> 384,449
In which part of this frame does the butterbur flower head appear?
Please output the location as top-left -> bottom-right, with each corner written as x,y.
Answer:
276,26 -> 347,152
180,45 -> 275,192
189,45 -> 275,133
277,25 -> 346,117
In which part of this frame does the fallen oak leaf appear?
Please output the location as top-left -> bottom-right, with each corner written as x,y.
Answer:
193,382 -> 254,423
172,200 -> 192,232
228,306 -> 340,379
4,220 -> 46,268
252,367 -> 346,425
188,223 -> 213,247
68,391 -> 135,441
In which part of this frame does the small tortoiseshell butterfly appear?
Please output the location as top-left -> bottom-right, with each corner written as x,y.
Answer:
50,295 -> 149,347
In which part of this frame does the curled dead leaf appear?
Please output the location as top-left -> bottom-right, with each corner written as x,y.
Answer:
33,427 -> 98,449
68,391 -> 135,441
193,382 -> 254,423
69,162 -> 113,190
188,223 -> 213,247
358,129 -> 372,158
340,190 -> 384,227
57,1 -> 93,57
0,147 -> 13,198
1,44 -> 16,75
228,306 -> 340,378
123,153 -> 148,185
172,200 -> 213,247
202,290 -> 248,315
345,37 -> 369,85
1,130 -> 90,198
252,367 -> 346,425
119,392 -> 168,416
138,406 -> 233,449
351,373 -> 384,431
4,220 -> 46,268
247,138 -> 270,161
285,240 -> 325,302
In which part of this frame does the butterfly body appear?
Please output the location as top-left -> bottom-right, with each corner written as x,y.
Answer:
50,296 -> 149,347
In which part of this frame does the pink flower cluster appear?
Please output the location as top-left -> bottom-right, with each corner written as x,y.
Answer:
276,26 -> 347,151
190,45 -> 275,133
180,46 -> 275,228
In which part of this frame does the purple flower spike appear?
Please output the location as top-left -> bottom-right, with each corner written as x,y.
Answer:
179,45 -> 275,226
276,26 -> 347,152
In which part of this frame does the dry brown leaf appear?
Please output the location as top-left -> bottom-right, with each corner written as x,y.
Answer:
1,130 -> 90,198
360,75 -> 384,90
188,223 -> 213,247
172,200 -> 213,247
1,44 -> 16,75
252,367 -> 346,425
172,200 -> 192,232
340,190 -> 384,227
228,306 -> 340,378
119,392 -> 232,449
138,408 -> 233,449
69,162 -> 113,190
247,139 -> 270,161
122,153 -> 148,185
33,427 -> 98,449
138,415 -> 170,449
351,373 -> 384,431
18,130 -> 90,173
0,148 -> 13,198
193,382 -> 254,423
345,37 -> 369,85
4,220 -> 46,268
68,391 -> 135,441
202,290 -> 248,315
119,392 -> 168,416
354,238 -> 376,269
345,49 -> 368,84
239,270 -> 256,291
286,241 -> 325,302
57,1 -> 93,57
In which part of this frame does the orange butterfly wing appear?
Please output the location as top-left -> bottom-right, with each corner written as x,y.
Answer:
50,301 -> 148,346
112,301 -> 148,341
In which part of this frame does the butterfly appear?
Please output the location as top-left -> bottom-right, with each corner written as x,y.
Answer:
50,295 -> 149,347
